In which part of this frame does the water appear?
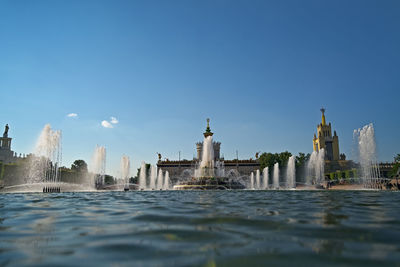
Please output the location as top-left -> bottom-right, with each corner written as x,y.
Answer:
263,167 -> 269,189
27,124 -> 62,184
249,172 -> 254,189
195,135 -> 215,177
1,191 -> 399,266
307,149 -> 325,185
91,146 -> 106,187
149,165 -> 157,190
354,123 -> 380,185
139,162 -> 147,190
120,156 -> 130,188
163,171 -> 170,190
157,169 -> 163,190
255,169 -> 260,190
287,155 -> 296,188
273,163 -> 279,189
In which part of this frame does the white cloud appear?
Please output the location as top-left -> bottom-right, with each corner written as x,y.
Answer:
101,120 -> 114,128
67,113 -> 78,118
110,117 -> 119,124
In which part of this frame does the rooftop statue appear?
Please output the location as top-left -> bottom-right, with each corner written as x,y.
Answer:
3,124 -> 9,138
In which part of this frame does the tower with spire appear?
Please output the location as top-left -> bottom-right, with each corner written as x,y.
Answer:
313,108 -> 340,161
196,118 -> 220,160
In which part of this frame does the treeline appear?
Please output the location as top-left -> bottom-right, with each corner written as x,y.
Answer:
258,151 -> 311,170
60,159 -> 116,184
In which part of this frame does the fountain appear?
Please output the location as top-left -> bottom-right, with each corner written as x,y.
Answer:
139,162 -> 147,190
256,169 -> 261,189
28,124 -> 62,185
306,149 -> 325,186
354,123 -> 380,187
262,167 -> 269,189
173,119 -> 245,190
149,165 -> 157,190
287,155 -> 296,188
163,171 -> 170,190
2,124 -> 95,193
120,155 -> 130,191
249,172 -> 254,189
91,145 -> 106,188
273,163 -> 279,189
157,168 -> 163,190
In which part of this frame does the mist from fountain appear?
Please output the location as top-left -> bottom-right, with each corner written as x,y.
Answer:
28,124 -> 62,184
354,123 -> 380,185
157,168 -> 163,190
149,165 -> 157,190
287,155 -> 296,188
139,162 -> 147,189
91,145 -> 106,188
215,161 -> 225,177
163,171 -> 170,190
306,149 -> 325,185
273,163 -> 279,189
262,167 -> 269,189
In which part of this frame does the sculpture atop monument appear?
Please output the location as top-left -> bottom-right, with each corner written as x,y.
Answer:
3,124 -> 9,138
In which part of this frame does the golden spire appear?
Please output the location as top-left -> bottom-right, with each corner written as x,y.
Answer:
204,118 -> 213,137
320,108 -> 326,126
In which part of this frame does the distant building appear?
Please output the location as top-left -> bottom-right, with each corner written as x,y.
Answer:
313,108 -> 340,161
157,119 -> 260,181
0,124 -> 24,164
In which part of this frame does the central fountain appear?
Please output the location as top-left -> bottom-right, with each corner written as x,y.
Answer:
173,119 -> 245,190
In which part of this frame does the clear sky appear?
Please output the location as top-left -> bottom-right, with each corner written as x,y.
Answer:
1,0 -> 399,177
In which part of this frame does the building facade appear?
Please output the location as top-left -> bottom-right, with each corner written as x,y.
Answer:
0,124 -> 24,164
157,119 -> 260,181
313,108 -> 340,161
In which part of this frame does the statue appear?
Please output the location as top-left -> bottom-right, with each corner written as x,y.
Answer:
157,152 -> 162,161
255,152 -> 260,159
3,124 -> 9,138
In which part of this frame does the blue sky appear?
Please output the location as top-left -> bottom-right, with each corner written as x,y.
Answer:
1,0 -> 399,176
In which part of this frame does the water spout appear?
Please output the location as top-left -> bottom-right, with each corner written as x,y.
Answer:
256,169 -> 260,189
139,162 -> 147,189
354,123 -> 380,185
262,167 -> 269,189
163,171 -> 170,190
157,168 -> 163,190
149,165 -> 157,190
287,155 -> 296,188
273,163 -> 279,189
28,124 -> 62,184
120,155 -> 130,188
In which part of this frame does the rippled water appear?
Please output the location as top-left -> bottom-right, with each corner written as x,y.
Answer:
1,191 -> 400,266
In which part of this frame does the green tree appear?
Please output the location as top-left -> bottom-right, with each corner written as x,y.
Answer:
259,152 -> 277,170
104,174 -> 115,184
295,153 -> 310,168
277,151 -> 292,167
136,163 -> 151,178
394,154 -> 400,163
259,151 -> 293,170
71,160 -> 88,173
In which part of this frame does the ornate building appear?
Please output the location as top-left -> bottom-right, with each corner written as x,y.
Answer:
196,118 -> 221,161
0,124 -> 23,164
157,119 -> 260,181
313,108 -> 340,161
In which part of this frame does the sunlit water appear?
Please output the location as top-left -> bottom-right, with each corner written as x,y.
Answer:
1,191 -> 400,266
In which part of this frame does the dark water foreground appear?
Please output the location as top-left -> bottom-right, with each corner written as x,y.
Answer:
1,191 -> 400,266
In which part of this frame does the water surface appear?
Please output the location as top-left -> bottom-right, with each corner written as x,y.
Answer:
1,191 -> 399,266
